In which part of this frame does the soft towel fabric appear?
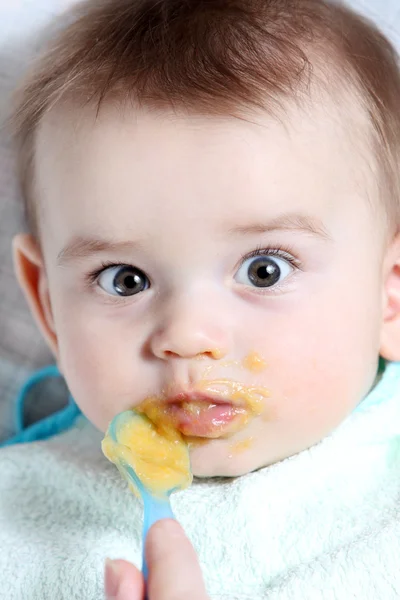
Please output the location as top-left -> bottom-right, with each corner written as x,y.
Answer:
1,362 -> 400,599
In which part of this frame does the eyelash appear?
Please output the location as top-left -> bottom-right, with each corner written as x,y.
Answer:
238,244 -> 301,270
85,245 -> 301,288
86,260 -> 129,286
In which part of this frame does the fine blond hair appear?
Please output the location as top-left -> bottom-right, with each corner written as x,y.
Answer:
12,0 -> 400,237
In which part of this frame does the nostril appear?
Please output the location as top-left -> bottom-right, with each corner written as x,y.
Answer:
207,348 -> 225,360
150,324 -> 229,360
162,348 -> 225,360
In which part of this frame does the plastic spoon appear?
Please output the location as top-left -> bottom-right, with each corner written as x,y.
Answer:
102,410 -> 192,581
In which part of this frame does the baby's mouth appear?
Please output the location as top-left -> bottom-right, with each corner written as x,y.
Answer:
137,381 -> 268,439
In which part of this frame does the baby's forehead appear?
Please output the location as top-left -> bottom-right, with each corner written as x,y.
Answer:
35,83 -> 376,203
33,90 -> 383,262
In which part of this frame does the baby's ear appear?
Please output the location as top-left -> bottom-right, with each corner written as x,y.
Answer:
380,232 -> 400,361
12,234 -> 59,361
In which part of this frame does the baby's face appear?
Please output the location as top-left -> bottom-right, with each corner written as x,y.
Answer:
32,97 -> 388,476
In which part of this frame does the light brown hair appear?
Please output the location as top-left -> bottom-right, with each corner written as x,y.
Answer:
12,0 -> 400,237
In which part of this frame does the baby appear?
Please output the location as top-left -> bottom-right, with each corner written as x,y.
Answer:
2,0 -> 400,597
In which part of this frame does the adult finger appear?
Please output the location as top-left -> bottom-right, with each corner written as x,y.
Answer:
146,519 -> 209,600
104,557 -> 145,600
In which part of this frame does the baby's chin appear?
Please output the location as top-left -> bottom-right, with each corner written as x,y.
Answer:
188,438 -> 278,478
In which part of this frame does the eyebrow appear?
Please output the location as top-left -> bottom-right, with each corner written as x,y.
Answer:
228,213 -> 332,240
57,237 -> 143,266
57,212 -> 330,266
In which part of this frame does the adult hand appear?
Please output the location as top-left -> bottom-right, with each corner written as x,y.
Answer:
104,519 -> 209,600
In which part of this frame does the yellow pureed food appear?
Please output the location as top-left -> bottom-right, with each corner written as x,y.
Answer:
102,352 -> 268,494
102,412 -> 192,498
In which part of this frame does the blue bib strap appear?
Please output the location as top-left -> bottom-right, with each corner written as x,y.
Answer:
0,365 -> 81,448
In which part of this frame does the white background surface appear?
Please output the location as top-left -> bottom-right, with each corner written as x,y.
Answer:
0,0 -> 399,441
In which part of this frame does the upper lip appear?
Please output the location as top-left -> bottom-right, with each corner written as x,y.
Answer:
163,391 -> 237,406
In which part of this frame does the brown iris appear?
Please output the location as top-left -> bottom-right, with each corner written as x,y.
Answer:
248,257 -> 281,287
114,267 -> 148,296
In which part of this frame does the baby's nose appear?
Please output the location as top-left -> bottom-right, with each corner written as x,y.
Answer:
149,297 -> 231,360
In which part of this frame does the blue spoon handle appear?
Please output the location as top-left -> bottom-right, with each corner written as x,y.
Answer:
142,493 -> 175,582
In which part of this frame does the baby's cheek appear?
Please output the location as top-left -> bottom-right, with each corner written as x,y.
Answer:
252,341 -> 352,432
278,356 -> 371,436
54,315 -> 133,430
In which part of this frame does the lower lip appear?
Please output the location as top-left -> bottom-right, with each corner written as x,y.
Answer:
166,402 -> 248,438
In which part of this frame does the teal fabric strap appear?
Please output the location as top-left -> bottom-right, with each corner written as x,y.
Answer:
0,365 -> 81,448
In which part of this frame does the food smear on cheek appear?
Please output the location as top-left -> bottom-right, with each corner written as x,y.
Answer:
230,437 -> 254,454
242,352 -> 267,373
101,414 -> 192,499
227,436 -> 255,460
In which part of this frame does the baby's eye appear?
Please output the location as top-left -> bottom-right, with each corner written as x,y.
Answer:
235,254 -> 294,288
97,265 -> 150,296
